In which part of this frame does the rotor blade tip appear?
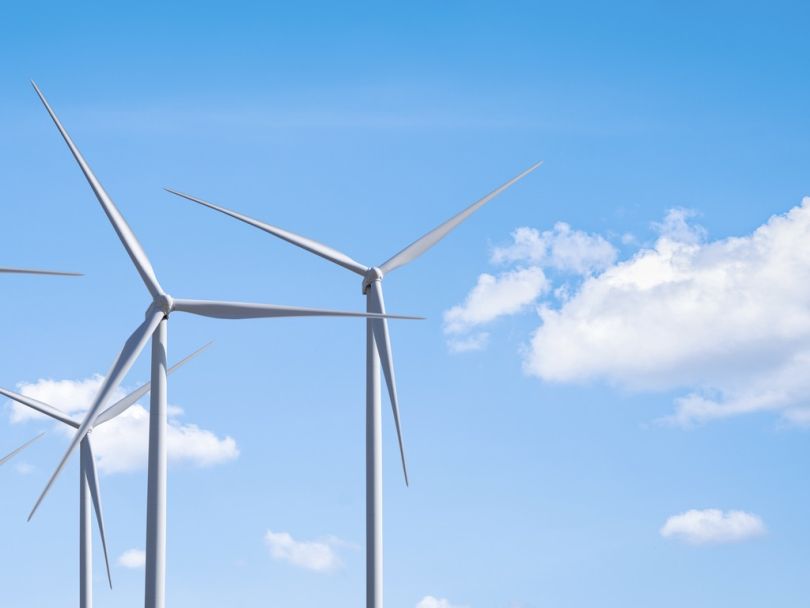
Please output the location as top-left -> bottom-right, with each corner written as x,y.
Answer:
27,498 -> 43,521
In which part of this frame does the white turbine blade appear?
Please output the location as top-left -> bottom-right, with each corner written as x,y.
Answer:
32,81 -> 163,298
83,438 -> 112,589
29,309 -> 163,521
165,188 -> 368,276
368,281 -> 409,486
0,267 -> 82,277
95,341 -> 213,425
379,161 -> 543,275
0,433 -> 45,466
0,388 -> 79,428
173,298 -> 423,321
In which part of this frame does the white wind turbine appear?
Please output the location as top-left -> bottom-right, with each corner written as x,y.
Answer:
29,81 -> 418,608
0,343 -> 209,608
167,159 -> 542,608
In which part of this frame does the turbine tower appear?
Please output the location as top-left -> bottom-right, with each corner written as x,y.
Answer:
0,343 -> 207,608
167,160 -> 542,608
30,81 -> 419,608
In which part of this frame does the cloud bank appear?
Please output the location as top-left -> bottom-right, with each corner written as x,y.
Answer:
660,509 -> 766,544
445,199 -> 810,426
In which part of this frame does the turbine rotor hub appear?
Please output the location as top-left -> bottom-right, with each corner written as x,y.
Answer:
153,293 -> 174,317
362,267 -> 384,294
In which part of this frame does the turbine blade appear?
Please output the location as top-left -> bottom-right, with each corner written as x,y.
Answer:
165,188 -> 368,276
0,388 -> 79,428
379,161 -> 543,275
95,341 -> 213,425
31,81 -> 163,298
83,438 -> 112,589
0,267 -> 82,277
173,298 -> 423,321
368,281 -> 409,486
29,309 -> 163,521
0,433 -> 45,466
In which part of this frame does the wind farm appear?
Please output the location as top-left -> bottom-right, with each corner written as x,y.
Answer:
26,81 -> 429,608
3,5 -> 804,607
0,82 -> 540,607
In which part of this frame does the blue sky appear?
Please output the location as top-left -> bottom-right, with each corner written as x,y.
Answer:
2,2 -> 810,606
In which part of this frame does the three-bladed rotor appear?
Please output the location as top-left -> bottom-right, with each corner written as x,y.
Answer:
0,342 -> 211,589
167,159 -> 543,485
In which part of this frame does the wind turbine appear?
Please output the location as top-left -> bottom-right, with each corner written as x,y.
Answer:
29,81 -> 419,608
1,343 -> 209,607
167,159 -> 542,608
0,343 -> 208,608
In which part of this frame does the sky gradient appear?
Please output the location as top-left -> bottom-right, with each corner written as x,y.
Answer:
2,2 -> 810,607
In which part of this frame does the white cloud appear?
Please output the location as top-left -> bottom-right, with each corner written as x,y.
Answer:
264,530 -> 344,572
652,208 -> 707,245
6,375 -> 238,474
513,198 -> 810,426
8,375 -> 108,423
443,224 -> 617,353
660,509 -> 766,544
491,223 -> 617,274
117,548 -> 146,569
415,596 -> 467,608
91,404 -> 238,474
443,267 -> 548,337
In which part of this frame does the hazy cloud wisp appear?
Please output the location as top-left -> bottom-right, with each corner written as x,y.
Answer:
264,530 -> 345,573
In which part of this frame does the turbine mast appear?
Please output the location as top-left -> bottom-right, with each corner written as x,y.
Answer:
79,444 -> 93,608
144,319 -> 169,608
366,294 -> 384,608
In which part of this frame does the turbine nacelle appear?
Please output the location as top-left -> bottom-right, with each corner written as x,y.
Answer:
362,267 -> 384,294
151,293 -> 174,317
